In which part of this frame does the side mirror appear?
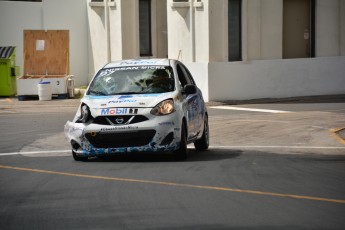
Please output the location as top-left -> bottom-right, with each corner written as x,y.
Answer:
183,84 -> 197,95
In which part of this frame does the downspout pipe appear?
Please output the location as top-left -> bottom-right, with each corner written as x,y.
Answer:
191,1 -> 196,62
105,0 -> 111,62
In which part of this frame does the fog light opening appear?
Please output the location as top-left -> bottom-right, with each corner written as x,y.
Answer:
160,132 -> 174,146
71,140 -> 81,152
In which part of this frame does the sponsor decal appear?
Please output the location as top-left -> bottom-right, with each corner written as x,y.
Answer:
100,126 -> 139,132
118,95 -> 134,100
129,109 -> 138,114
102,66 -> 165,73
118,94 -> 161,99
159,122 -> 175,126
118,60 -> 163,65
99,69 -> 116,77
108,100 -> 136,104
100,108 -> 138,115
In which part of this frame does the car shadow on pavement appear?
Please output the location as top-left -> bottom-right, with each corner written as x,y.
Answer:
187,149 -> 242,161
84,148 -> 242,163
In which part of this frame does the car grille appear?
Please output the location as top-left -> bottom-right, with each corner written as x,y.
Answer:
85,130 -> 156,148
92,115 -> 148,125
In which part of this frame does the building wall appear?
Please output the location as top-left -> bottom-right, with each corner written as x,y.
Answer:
152,0 -> 168,58
0,1 -> 42,74
183,0 -> 345,101
245,0 -> 283,60
88,0 -> 167,79
120,0 -> 139,59
194,0 -> 209,62
208,0 -> 227,62
0,0 -> 89,87
207,57 -> 345,101
342,0 -> 345,55
316,0 -> 343,57
88,0 -> 112,79
1,0 -> 344,101
260,0 -> 283,59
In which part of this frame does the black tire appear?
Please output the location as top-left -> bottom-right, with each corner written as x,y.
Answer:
72,150 -> 88,162
174,122 -> 187,161
194,115 -> 209,151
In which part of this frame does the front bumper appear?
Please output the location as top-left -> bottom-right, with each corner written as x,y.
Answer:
64,114 -> 181,157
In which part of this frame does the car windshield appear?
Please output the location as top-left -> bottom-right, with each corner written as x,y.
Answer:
87,66 -> 175,96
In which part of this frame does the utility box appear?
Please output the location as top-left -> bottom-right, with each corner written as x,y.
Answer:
0,46 -> 19,96
17,30 -> 70,100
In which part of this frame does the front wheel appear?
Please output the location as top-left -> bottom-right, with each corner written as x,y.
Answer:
72,150 -> 88,162
194,115 -> 209,151
173,122 -> 187,161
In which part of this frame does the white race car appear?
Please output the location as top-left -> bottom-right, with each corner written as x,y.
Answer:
65,59 -> 209,161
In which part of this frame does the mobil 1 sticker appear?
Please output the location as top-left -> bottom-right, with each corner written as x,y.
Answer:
99,108 -> 139,115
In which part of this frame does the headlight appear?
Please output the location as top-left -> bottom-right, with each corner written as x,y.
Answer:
77,104 -> 92,123
150,99 -> 174,116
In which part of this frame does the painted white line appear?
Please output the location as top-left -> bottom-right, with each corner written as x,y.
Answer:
0,150 -> 70,156
209,145 -> 345,150
0,111 -> 16,114
209,106 -> 291,114
1,145 -> 344,157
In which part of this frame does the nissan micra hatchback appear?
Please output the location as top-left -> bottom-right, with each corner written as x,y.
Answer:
65,59 -> 209,161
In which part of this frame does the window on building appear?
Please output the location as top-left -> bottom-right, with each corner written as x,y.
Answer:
139,0 -> 152,56
228,0 -> 242,61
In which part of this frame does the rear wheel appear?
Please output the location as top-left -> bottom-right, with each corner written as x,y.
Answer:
174,122 -> 187,161
194,115 -> 209,151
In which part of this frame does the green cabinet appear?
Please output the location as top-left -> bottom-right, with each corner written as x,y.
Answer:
0,47 -> 18,96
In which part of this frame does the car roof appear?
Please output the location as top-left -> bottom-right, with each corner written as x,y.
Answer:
104,59 -> 175,68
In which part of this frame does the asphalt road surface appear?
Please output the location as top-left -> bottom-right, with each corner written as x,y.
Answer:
0,99 -> 345,230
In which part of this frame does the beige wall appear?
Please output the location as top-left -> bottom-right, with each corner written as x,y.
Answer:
339,0 -> 345,56
152,0 -> 168,58
168,1 -> 194,61
168,0 -> 285,62
0,0 -> 89,86
87,3 -> 108,78
207,56 -> 345,101
2,0 -> 343,99
245,0 -> 283,60
208,0 -> 228,62
316,0 -> 344,57
89,0 -> 167,78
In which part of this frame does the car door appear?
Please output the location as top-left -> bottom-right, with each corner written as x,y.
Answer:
176,63 -> 202,140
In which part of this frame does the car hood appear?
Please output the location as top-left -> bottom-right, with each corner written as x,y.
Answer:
81,92 -> 177,110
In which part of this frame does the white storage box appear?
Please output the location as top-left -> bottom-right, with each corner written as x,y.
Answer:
17,75 -> 68,100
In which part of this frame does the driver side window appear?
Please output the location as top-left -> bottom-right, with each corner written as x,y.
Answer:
176,64 -> 188,89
